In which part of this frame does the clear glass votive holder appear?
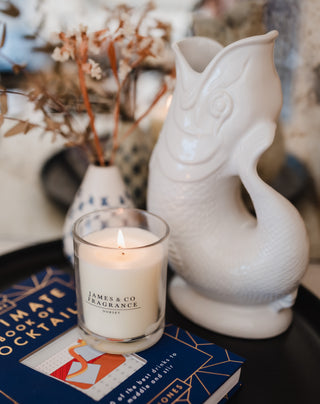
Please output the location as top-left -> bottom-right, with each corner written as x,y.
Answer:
73,207 -> 170,354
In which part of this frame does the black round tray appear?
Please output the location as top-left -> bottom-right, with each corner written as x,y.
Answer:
41,148 -> 310,213
0,241 -> 319,403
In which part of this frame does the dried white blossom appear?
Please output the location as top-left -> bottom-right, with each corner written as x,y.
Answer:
52,46 -> 74,62
121,45 -> 134,60
65,27 -> 80,38
139,37 -> 152,50
88,33 -> 104,55
121,15 -> 136,38
88,59 -> 102,80
164,74 -> 175,92
150,37 -> 165,56
79,24 -> 88,34
118,59 -> 132,81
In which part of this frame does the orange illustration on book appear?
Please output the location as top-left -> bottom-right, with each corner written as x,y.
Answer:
51,339 -> 126,390
66,339 -> 88,380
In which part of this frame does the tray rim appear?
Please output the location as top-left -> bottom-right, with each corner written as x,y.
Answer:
0,239 -> 319,332
0,240 -> 319,403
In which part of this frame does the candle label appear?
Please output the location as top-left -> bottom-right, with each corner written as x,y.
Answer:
77,227 -> 165,339
79,260 -> 161,339
86,292 -> 140,313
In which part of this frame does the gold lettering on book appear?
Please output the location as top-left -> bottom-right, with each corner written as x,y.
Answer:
0,346 -> 12,355
38,311 -> 49,318
28,302 -> 44,312
0,284 -> 77,355
38,294 -> 53,303
25,330 -> 41,339
14,337 -> 28,346
50,288 -> 66,298
150,379 -> 189,404
10,310 -> 28,322
37,323 -> 50,331
50,318 -> 64,327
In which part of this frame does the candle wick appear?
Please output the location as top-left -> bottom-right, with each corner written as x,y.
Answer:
122,252 -> 125,256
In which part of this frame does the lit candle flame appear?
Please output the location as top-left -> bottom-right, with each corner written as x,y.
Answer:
117,229 -> 126,249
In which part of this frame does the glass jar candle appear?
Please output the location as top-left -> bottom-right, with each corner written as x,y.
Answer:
73,208 -> 169,354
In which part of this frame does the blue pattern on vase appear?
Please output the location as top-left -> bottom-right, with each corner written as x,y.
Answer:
101,197 -> 108,206
63,165 -> 133,262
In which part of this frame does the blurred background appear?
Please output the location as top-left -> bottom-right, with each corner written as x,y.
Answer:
0,0 -> 319,296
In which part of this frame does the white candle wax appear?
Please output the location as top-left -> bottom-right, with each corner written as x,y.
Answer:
78,227 -> 164,340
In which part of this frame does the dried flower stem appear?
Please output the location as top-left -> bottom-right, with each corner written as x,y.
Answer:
122,81 -> 168,142
76,60 -> 105,166
107,40 -> 121,165
0,88 -> 26,97
110,93 -> 120,166
107,41 -> 119,86
1,2 -> 172,168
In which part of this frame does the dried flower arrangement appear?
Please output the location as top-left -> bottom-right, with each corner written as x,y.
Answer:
0,1 -> 174,167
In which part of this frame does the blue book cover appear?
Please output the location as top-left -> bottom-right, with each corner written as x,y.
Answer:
0,268 -> 245,403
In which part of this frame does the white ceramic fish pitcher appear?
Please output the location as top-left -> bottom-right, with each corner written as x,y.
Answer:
147,31 -> 309,339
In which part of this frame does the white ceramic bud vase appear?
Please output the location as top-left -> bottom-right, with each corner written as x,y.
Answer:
63,164 -> 133,261
147,31 -> 309,339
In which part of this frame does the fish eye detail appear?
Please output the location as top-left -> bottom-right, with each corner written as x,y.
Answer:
209,91 -> 233,120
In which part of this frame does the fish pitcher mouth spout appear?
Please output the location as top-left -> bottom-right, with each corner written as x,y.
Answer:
173,36 -> 223,73
173,31 -> 279,74
160,30 -> 282,180
172,30 -> 280,110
